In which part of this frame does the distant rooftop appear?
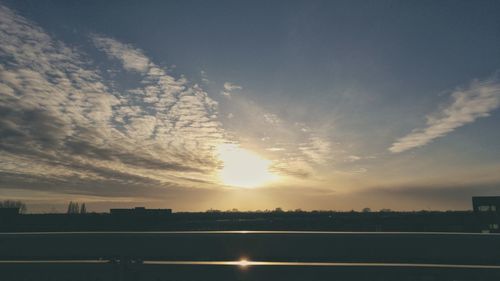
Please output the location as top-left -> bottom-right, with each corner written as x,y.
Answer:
0,208 -> 20,216
110,207 -> 172,216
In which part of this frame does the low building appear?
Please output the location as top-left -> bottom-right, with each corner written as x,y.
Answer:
0,208 -> 20,225
0,208 -> 20,217
472,196 -> 500,233
110,207 -> 172,216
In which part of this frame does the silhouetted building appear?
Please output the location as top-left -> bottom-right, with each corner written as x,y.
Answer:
110,207 -> 172,216
0,207 -> 20,217
472,196 -> 500,233
0,208 -> 20,225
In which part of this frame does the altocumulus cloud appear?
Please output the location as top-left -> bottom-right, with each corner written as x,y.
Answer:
0,5 -> 229,198
390,77 -> 500,153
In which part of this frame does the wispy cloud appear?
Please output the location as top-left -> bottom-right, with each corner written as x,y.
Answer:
346,155 -> 361,162
298,135 -> 332,164
390,78 -> 500,153
216,89 -> 337,178
263,113 -> 281,125
224,82 -> 242,91
221,82 -> 242,98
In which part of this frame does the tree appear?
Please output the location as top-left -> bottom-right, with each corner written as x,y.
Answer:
67,202 -> 73,214
362,207 -> 372,213
80,203 -> 87,214
67,201 -> 80,214
0,200 -> 27,214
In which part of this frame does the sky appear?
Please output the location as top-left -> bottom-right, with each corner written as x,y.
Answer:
1,0 -> 500,212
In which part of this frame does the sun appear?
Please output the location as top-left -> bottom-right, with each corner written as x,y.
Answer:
217,144 -> 278,188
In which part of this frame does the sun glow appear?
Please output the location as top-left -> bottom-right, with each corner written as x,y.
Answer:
217,144 -> 278,188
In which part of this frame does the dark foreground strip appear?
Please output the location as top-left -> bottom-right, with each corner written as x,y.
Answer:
1,260 -> 499,269
3,231 -> 500,235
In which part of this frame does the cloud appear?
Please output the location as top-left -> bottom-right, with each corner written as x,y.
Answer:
221,91 -> 232,98
0,5 -> 229,199
266,147 -> 285,152
200,70 -> 210,83
221,82 -> 242,98
346,155 -> 361,162
223,82 -> 242,91
263,113 -> 281,125
92,35 -> 150,73
298,135 -> 332,164
216,90 -> 336,179
390,78 -> 500,153
0,4 -> 350,202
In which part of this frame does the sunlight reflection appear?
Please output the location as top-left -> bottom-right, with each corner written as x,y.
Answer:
238,258 -> 249,267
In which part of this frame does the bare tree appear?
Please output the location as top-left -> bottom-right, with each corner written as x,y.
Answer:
67,201 -> 80,214
67,202 -> 73,214
80,203 -> 87,214
0,200 -> 27,214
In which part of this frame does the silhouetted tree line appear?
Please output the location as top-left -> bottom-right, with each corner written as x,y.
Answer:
0,200 -> 27,213
0,200 -> 91,215
67,201 -> 87,214
205,207 -> 290,213
204,207 -> 394,213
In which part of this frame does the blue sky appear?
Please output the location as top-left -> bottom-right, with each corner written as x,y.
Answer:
1,1 -> 500,212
